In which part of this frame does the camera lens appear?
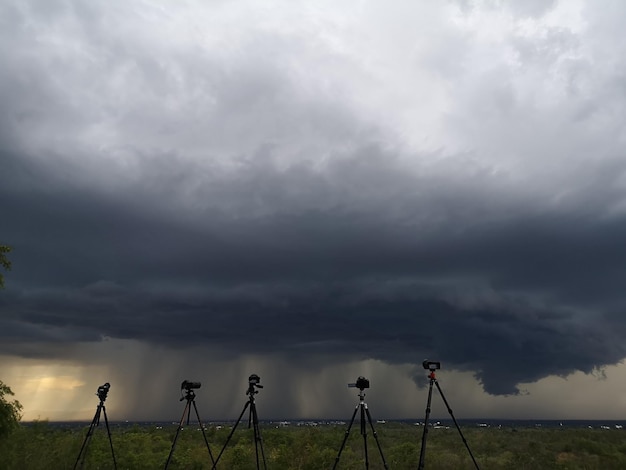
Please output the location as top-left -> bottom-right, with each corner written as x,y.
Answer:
181,380 -> 201,390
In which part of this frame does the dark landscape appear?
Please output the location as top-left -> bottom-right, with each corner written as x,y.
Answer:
2,419 -> 626,469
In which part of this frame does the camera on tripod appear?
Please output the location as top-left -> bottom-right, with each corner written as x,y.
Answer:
423,360 -> 441,371
97,382 -> 110,401
348,376 -> 370,390
181,380 -> 201,390
248,374 -> 263,388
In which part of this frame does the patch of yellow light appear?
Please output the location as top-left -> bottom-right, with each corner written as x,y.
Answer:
0,355 -> 111,421
24,375 -> 86,392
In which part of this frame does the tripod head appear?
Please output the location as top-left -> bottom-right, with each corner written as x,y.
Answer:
423,360 -> 441,379
246,374 -> 263,396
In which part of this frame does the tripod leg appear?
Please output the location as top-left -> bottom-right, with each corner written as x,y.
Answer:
332,404 -> 359,470
191,399 -> 216,465
101,405 -> 118,470
434,381 -> 480,470
418,377 -> 435,470
212,401 -> 250,470
250,402 -> 267,470
360,404 -> 369,469
165,400 -> 192,470
364,406 -> 389,469
73,405 -> 101,470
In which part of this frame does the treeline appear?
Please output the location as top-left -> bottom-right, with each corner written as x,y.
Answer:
1,421 -> 626,469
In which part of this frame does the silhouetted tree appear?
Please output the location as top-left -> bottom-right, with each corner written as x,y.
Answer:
0,381 -> 22,439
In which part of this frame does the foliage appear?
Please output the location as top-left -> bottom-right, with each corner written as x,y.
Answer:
0,381 -> 23,440
0,244 -> 11,288
1,422 -> 626,469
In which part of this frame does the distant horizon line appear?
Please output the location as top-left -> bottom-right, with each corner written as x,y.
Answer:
22,417 -> 626,424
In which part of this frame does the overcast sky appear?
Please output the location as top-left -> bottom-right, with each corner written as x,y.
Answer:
3,0 -> 626,422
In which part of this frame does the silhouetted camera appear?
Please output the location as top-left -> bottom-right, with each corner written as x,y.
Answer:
181,380 -> 201,390
423,360 -> 441,371
248,374 -> 263,388
97,382 -> 110,401
348,376 -> 370,390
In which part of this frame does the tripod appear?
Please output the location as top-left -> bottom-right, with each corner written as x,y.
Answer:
164,384 -> 215,469
212,374 -> 266,470
74,383 -> 117,470
333,376 -> 389,469
418,362 -> 480,470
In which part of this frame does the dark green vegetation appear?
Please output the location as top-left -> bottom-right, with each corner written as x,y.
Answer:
1,421 -> 626,469
0,381 -> 22,440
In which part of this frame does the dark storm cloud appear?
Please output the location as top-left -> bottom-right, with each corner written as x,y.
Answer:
4,141 -> 626,395
4,0 -> 626,400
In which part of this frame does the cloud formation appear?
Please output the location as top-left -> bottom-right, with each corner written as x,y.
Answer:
3,0 -> 626,411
